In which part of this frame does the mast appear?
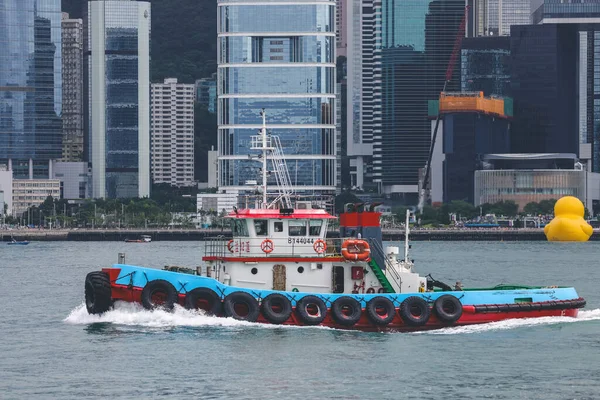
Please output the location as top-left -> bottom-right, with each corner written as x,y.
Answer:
251,109 -> 294,209
404,209 -> 410,262
260,109 -> 268,207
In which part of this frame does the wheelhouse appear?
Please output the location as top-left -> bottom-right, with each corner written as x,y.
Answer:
224,208 -> 336,257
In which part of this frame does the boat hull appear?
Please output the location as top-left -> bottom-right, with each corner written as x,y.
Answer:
93,264 -> 585,332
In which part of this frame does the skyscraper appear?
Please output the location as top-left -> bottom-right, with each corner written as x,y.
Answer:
344,0 -> 381,190
85,0 -> 150,198
528,0 -> 600,172
217,0 -> 337,194
379,0 -> 464,199
467,0 -> 530,37
510,24 -> 577,157
151,78 -> 195,187
61,12 -> 84,162
0,0 -> 62,179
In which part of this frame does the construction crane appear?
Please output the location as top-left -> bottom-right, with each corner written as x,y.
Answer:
417,5 -> 470,214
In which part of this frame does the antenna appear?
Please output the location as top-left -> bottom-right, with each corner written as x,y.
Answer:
250,109 -> 294,209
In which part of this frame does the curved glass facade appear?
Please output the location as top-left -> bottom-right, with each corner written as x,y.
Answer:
220,66 -> 334,95
219,4 -> 333,33
220,36 -> 334,64
0,0 -> 62,178
217,0 -> 336,192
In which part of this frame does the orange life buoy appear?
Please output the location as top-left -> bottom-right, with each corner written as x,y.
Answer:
341,239 -> 371,261
260,239 -> 274,254
227,239 -> 235,253
313,239 -> 326,254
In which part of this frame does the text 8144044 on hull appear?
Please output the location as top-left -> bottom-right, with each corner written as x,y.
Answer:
82,113 -> 586,332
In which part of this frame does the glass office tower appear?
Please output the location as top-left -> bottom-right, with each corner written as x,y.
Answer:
378,0 -> 464,197
468,0 -> 530,37
86,0 -> 150,198
0,0 -> 62,178
217,0 -> 337,193
532,0 -> 600,173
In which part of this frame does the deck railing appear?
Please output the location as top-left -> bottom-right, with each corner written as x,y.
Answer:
204,236 -> 347,259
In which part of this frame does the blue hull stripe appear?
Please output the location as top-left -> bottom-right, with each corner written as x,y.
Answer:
113,264 -> 581,307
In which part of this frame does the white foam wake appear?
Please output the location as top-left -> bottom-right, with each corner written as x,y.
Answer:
420,308 -> 600,335
63,301 -> 327,330
65,302 -> 600,334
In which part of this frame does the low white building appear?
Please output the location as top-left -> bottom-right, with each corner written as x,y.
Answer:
197,190 -> 238,214
12,179 -> 61,216
0,190 -> 5,218
0,168 -> 13,215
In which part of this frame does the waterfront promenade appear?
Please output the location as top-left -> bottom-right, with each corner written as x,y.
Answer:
0,227 -> 576,241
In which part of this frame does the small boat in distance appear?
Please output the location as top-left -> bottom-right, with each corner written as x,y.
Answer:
125,235 -> 152,243
7,237 -> 29,245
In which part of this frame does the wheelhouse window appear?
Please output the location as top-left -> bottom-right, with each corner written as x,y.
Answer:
231,219 -> 249,237
288,220 -> 307,236
309,220 -> 323,236
254,219 -> 268,236
274,221 -> 283,233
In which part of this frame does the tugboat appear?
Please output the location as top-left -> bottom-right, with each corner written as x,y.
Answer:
83,111 -> 586,332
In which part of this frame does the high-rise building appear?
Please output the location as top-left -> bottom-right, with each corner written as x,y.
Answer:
509,24 -> 578,157
344,0 -> 381,190
217,0 -> 337,194
379,0 -> 464,199
61,12 -> 84,162
467,0 -> 530,37
85,0 -> 151,198
531,1 -> 600,173
151,78 -> 195,187
0,0 -> 62,179
336,0 -> 348,58
427,92 -> 512,204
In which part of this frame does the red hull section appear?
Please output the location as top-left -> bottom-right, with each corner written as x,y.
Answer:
107,281 -> 581,332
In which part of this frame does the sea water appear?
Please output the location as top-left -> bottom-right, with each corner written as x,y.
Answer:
1,241 -> 600,399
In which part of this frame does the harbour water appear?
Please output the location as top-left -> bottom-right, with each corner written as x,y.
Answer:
2,241 -> 600,399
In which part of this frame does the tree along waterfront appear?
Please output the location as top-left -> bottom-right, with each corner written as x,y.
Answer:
6,191 -> 594,231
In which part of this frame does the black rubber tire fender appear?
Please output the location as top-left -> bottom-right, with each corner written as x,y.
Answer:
85,271 -> 112,314
434,294 -> 463,323
399,296 -> 431,326
366,296 -> 396,326
184,287 -> 222,315
261,293 -> 292,324
223,291 -> 260,322
331,296 -> 362,326
295,295 -> 327,325
141,279 -> 179,311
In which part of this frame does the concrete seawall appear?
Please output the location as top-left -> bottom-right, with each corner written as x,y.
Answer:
0,228 -> 573,242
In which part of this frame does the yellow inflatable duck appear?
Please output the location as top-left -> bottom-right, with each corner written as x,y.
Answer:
544,196 -> 593,242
